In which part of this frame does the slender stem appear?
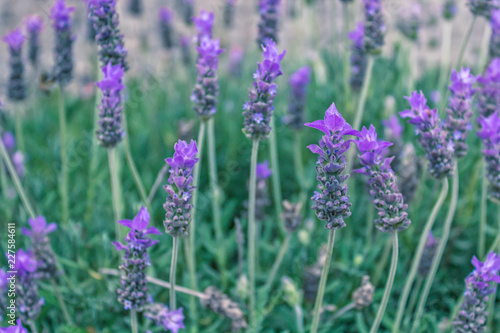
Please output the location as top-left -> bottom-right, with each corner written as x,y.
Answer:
310,229 -> 336,333
269,116 -> 284,236
130,310 -> 138,333
403,276 -> 423,328
294,304 -> 305,333
14,104 -> 25,152
207,117 -> 226,287
263,233 -> 292,291
293,131 -> 305,189
58,85 -> 69,224
392,178 -> 449,333
479,163 -> 488,259
108,148 -> 122,239
411,166 -> 459,333
50,279 -> 73,325
0,138 -> 36,218
29,321 -> 38,333
331,303 -> 355,322
248,139 -> 260,328
370,232 -> 399,333
373,237 -> 392,286
147,164 -> 169,205
170,236 -> 179,310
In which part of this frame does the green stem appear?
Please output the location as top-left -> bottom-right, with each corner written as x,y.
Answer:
108,148 -> 122,240
479,163 -> 488,259
29,321 -> 38,333
370,232 -> 399,333
58,85 -> 69,224
263,233 -> 292,292
392,178 -> 449,333
294,304 -> 305,333
310,229 -> 336,333
14,104 -> 25,152
248,139 -> 260,329
131,310 -> 138,333
331,303 -> 355,322
403,276 -> 423,328
207,118 -> 226,287
373,237 -> 392,286
51,279 -> 73,325
170,236 -> 179,310
411,165 -> 459,333
0,138 -> 36,218
269,116 -> 284,236
293,131 -> 305,189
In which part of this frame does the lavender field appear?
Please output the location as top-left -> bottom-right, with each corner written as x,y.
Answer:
0,0 -> 500,332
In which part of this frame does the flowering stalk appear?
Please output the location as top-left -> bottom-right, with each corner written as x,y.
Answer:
0,319 -> 29,332
159,7 -> 175,50
127,0 -> 142,16
144,303 -> 185,333
224,0 -> 237,28
257,0 -> 281,47
348,23 -> 367,93
490,10 -> 500,58
25,15 -> 43,68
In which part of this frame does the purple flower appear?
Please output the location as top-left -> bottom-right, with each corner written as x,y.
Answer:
397,3 -> 421,41
468,0 -> 499,18
490,10 -> 500,58
242,41 -> 286,140
3,29 -> 26,101
400,91 -> 455,179
50,0 -> 75,31
96,62 -> 125,148
22,216 -> 57,238
159,7 -> 174,23
363,0 -> 385,54
348,23 -> 367,91
476,58 -> 500,118
284,66 -> 311,129
444,68 -> 477,158
256,160 -> 272,179
3,29 -> 26,51
193,10 -> 214,42
257,0 -> 281,46
164,140 -> 199,237
443,0 -> 458,20
2,132 -> 16,152
228,45 -> 244,77
453,252 -> 500,332
159,7 -> 175,49
0,319 -> 28,333
477,110 -> 500,199
348,22 -> 365,49
145,303 -> 185,333
112,207 -> 160,311
354,125 -> 410,232
50,0 -> 75,85
25,15 -> 44,66
25,15 -> 44,34
382,115 -> 403,141
418,232 -> 438,276
305,102 -> 359,230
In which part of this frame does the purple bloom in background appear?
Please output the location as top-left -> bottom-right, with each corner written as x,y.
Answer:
348,23 -> 367,91
224,0 -> 237,27
2,132 -> 16,152
443,0 -> 458,20
284,66 -> 311,130
145,303 -> 185,333
354,125 -> 410,232
477,110 -> 500,199
305,102 -> 359,230
21,216 -> 59,280
182,0 -> 194,26
193,10 -> 214,43
397,3 -> 421,41
228,44 -> 244,77
96,62 -> 125,148
242,40 -> 286,140
163,140 -> 199,237
256,160 -> 272,179
257,0 -> 281,46
3,29 -> 26,101
191,37 -> 224,120
112,207 -> 160,311
159,7 -> 175,49
400,91 -> 455,179
418,232 -> 439,276
25,15 -> 43,67
363,0 -> 385,54
180,35 -> 192,66
83,0 -> 97,42
50,0 -> 75,86
0,320 -> 28,333
476,58 -> 500,118
490,10 -> 500,58
90,0 -> 129,70
468,0 -> 500,18
444,68 -> 477,158
12,152 -> 25,178
453,252 -> 500,332
382,115 -> 403,141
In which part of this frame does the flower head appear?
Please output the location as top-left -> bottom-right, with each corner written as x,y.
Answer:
476,58 -> 500,118
50,0 -> 75,31
477,110 -> 500,199
145,304 -> 185,333
159,7 -> 174,23
22,216 -> 57,238
25,15 -> 44,34
363,0 -> 385,54
468,0 -> 499,18
0,320 -> 28,333
256,160 -> 272,179
257,0 -> 281,46
284,66 -> 311,129
491,10 -> 500,57
443,0 -> 458,20
382,115 -> 403,140
3,29 -> 25,51
193,10 -> 214,41
349,22 -> 367,91
2,132 -> 16,152
14,249 -> 38,276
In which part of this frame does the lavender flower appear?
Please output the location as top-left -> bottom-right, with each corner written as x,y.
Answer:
363,0 -> 385,54
182,0 -> 194,26
128,0 -> 142,16
228,45 -> 244,77
476,58 -> 500,118
352,276 -> 375,309
201,286 -> 248,331
145,303 -> 185,333
21,216 -> 59,280
418,232 -> 439,277
348,23 -> 367,91
192,37 -> 224,120
397,3 -> 421,41
490,10 -> 500,58
180,35 -> 192,66
400,91 -> 455,179
83,0 -> 96,42
305,103 -> 359,229
3,29 -> 26,101
25,15 -> 43,67
453,252 -> 500,332
96,62 -> 125,148
444,68 -> 477,158
354,125 -> 411,232
112,207 -> 161,311
249,160 -> 272,221
159,7 -> 175,49
193,10 -> 214,43
256,160 -> 272,179
257,0 -> 281,46
468,0 -> 499,18
12,152 -> 25,178
163,140 -> 199,237
2,132 -> 16,153
282,200 -> 303,233
284,66 -> 311,130
443,0 -> 458,20
224,0 -> 237,28
477,110 -> 500,199
242,41 -> 286,140
50,0 -> 75,86
90,0 -> 129,70
12,249 -> 44,323
0,320 -> 28,333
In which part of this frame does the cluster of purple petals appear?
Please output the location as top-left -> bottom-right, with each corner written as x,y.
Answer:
0,319 -> 28,333
400,91 -> 455,179
476,58 -> 500,118
256,160 -> 272,179
363,0 -> 385,54
83,0 -> 97,42
468,0 -> 500,18
25,15 -> 43,66
354,125 -> 411,232
145,303 -> 185,333
193,10 -> 214,43
477,110 -> 500,199
453,252 -> 500,332
191,37 -> 224,120
112,207 -> 160,311
163,140 -> 199,237
257,0 -> 281,47
305,103 -> 359,230
2,132 -> 25,177
21,216 -> 60,280
490,10 -> 500,58
180,35 -> 192,66
96,62 -> 125,148
159,7 -> 175,49
90,0 -> 129,70
50,0 -> 75,86
3,29 -> 26,101
396,3 -> 421,41
382,115 -> 403,141
242,41 -> 286,140
228,45 -> 244,77
444,68 -> 477,158
443,0 -> 458,20
348,23 -> 367,91
284,66 -> 311,130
